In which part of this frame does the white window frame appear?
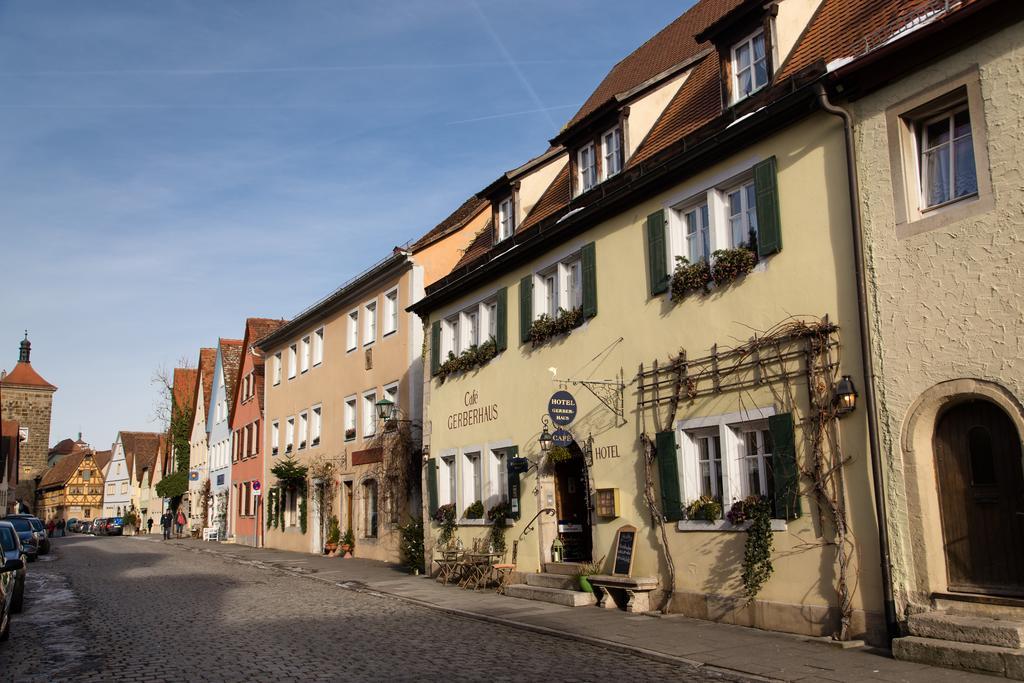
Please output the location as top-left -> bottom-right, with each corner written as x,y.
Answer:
731,28 -> 768,103
725,180 -> 758,249
300,336 -> 311,374
273,352 -> 282,386
443,295 -> 500,358
383,382 -> 399,420
271,420 -> 279,456
363,300 -> 377,346
311,404 -> 322,447
344,396 -> 357,441
577,142 -> 597,194
532,254 -> 582,321
285,416 -> 295,454
601,126 -> 623,180
461,449 -> 483,515
383,288 -> 399,337
487,444 -> 513,510
362,390 -> 377,437
298,411 -> 308,450
288,344 -> 297,379
444,314 -> 461,358
918,105 -> 977,210
313,327 -> 324,367
439,451 -> 457,507
497,196 -> 516,242
346,310 -> 359,352
675,407 -> 778,519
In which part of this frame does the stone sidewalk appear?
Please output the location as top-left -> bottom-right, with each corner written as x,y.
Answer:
138,535 -> 991,682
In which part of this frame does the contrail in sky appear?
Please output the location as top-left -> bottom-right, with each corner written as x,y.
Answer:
448,104 -> 577,125
470,0 -> 557,130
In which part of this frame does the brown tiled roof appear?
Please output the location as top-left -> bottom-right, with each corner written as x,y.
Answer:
195,348 -> 217,416
93,449 -> 112,472
219,338 -> 243,424
172,368 -> 198,418
39,450 -> 85,489
234,318 -> 287,419
119,432 -> 162,485
451,219 -> 495,272
49,438 -> 77,457
410,195 -> 488,252
1,361 -> 56,390
563,0 -> 742,130
779,0 -> 980,80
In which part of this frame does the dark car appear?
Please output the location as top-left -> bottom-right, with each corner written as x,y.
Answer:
102,517 -> 124,536
0,530 -> 25,641
5,518 -> 38,562
0,521 -> 26,614
6,515 -> 49,555
89,518 -> 104,535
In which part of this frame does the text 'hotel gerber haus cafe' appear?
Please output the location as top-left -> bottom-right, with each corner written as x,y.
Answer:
412,0 -> 889,645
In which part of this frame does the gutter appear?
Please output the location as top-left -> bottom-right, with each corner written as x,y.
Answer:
814,84 -> 898,642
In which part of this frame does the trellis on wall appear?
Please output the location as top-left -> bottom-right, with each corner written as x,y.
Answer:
635,315 -> 859,641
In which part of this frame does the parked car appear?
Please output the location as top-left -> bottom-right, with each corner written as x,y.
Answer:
65,517 -> 78,534
102,518 -> 124,536
4,518 -> 37,562
0,530 -> 25,641
89,518 -> 104,535
6,516 -> 49,555
0,521 -> 26,613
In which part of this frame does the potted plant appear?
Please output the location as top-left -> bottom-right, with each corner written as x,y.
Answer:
433,503 -> 457,545
463,500 -> 484,520
325,515 -> 341,554
340,528 -> 355,558
685,496 -> 722,521
575,556 -> 605,593
546,446 -> 573,465
345,427 -> 356,441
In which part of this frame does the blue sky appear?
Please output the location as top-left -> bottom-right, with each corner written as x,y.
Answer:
0,0 -> 692,449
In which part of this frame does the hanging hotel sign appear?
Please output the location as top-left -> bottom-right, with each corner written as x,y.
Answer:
548,390 -> 577,426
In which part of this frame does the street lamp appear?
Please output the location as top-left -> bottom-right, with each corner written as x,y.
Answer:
538,417 -> 553,452
833,375 -> 858,416
375,396 -> 396,421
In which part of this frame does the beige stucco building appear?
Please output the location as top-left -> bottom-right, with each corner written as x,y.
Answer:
822,1 -> 1024,669
414,0 -> 894,644
257,199 -> 485,561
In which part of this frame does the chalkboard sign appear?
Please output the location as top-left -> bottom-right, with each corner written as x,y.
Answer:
612,524 -> 637,576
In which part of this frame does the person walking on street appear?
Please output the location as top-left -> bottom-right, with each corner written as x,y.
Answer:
175,509 -> 186,538
160,510 -> 173,540
56,518 -> 65,537
146,517 -> 154,535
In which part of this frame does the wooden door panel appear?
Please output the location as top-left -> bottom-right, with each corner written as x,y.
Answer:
935,400 -> 1024,596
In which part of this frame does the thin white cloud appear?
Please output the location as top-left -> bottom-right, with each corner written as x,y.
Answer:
448,104 -> 577,125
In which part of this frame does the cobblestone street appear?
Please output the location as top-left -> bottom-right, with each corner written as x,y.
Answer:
0,536 -> 740,682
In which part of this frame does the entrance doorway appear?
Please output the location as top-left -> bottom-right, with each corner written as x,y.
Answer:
553,443 -> 592,563
343,481 -> 354,534
934,399 -> 1024,596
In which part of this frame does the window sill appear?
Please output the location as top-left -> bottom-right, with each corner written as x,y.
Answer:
313,362 -> 322,368
383,330 -> 396,338
459,518 -> 489,526
346,347 -> 357,353
676,519 -> 787,533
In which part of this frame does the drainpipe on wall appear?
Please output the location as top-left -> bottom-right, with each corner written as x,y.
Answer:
814,83 -> 899,642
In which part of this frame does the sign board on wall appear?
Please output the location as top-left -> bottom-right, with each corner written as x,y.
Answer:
547,390 -> 577,426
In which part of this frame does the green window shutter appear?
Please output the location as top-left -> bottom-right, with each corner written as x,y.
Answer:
425,458 -> 438,517
769,412 -> 801,520
754,156 -> 782,257
519,275 -> 533,344
506,446 -> 521,519
655,430 -> 683,522
581,241 -> 597,319
646,210 -> 668,295
430,320 -> 442,377
495,287 -> 508,352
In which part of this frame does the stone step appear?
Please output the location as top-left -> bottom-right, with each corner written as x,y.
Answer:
934,595 -> 1024,621
504,584 -> 597,607
524,572 -> 578,590
909,612 -> 1024,649
542,562 -> 587,576
893,636 -> 1024,680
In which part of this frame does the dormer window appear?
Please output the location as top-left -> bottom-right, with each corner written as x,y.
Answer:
497,196 -> 516,242
732,29 -> 768,102
577,143 -> 597,193
601,126 -> 623,180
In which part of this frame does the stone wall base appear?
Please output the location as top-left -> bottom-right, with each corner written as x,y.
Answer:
657,588 -> 887,646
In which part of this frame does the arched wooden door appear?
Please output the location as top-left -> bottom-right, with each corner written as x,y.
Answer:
934,399 -> 1024,596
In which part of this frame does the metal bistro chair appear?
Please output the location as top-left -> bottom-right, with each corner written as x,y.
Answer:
435,545 -> 463,586
492,540 -> 518,595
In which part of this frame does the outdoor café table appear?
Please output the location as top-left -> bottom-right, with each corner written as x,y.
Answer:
435,549 -> 463,585
460,552 -> 501,591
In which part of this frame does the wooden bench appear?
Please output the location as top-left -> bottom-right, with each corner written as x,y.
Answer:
588,575 -> 658,613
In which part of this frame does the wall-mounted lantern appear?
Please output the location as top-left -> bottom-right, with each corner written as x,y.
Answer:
833,375 -> 858,416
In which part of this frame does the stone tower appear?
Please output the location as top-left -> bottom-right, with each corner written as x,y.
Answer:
0,333 -> 57,503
